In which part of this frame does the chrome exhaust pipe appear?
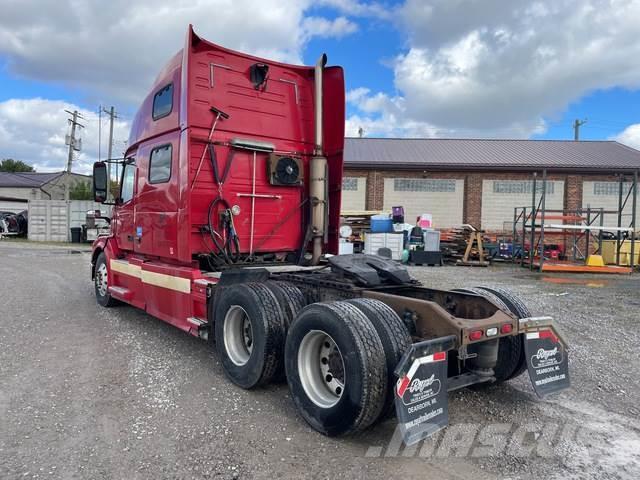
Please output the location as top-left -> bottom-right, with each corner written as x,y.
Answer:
311,53 -> 327,265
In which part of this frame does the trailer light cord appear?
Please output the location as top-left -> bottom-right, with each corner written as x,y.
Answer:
205,144 -> 240,264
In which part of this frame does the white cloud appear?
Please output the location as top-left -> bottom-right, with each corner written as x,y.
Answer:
349,0 -> 640,138
316,0 -> 392,19
614,124 -> 640,150
0,0 -> 358,106
0,98 -> 130,173
302,16 -> 358,41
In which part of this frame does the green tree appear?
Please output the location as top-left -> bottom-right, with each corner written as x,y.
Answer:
0,158 -> 35,172
69,181 -> 93,200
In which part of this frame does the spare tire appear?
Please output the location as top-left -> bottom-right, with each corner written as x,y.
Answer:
346,298 -> 411,420
214,283 -> 285,389
285,301 -> 387,436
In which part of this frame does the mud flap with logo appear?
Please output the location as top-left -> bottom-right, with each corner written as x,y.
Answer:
524,326 -> 570,397
394,335 -> 456,445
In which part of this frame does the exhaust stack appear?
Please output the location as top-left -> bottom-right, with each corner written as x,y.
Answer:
311,54 -> 328,264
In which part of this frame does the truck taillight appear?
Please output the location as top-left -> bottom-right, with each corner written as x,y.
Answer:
500,324 -> 513,334
469,330 -> 483,341
486,327 -> 498,337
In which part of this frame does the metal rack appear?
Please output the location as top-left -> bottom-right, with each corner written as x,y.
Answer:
513,169 -> 638,272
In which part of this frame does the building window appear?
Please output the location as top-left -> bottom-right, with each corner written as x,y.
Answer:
149,145 -> 172,184
394,178 -> 456,192
152,84 -> 173,120
342,177 -> 359,191
492,180 -> 555,195
593,182 -> 631,196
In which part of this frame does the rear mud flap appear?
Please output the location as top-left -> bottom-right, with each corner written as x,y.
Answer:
394,335 -> 456,445
521,317 -> 570,397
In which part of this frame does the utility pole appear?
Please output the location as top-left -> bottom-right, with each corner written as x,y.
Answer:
98,105 -> 102,161
64,110 -> 85,201
573,118 -> 587,141
102,106 -> 118,201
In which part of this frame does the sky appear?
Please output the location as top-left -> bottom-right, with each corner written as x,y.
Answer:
1,0 -> 640,174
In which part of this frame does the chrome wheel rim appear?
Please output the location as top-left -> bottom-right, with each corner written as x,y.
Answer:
223,305 -> 253,366
298,330 -> 345,408
96,263 -> 108,297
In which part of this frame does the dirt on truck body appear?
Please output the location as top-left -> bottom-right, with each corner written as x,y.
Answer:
90,25 -> 570,444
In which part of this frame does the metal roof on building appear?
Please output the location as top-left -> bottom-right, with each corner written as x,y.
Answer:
0,172 -> 64,188
344,138 -> 640,171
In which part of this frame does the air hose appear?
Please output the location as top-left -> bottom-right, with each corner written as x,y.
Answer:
205,143 -> 240,264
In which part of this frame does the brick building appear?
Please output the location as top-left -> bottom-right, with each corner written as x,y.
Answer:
341,138 -> 640,232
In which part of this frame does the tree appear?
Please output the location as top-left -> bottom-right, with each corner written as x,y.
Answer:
69,181 -> 93,200
0,158 -> 35,172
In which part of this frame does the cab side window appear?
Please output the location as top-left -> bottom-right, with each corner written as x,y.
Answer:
152,84 -> 173,120
149,144 -> 172,184
120,162 -> 136,203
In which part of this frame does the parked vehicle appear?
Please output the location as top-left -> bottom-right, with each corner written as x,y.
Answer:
0,210 -> 28,237
90,26 -> 569,444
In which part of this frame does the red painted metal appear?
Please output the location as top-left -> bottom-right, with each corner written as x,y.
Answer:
92,26 -> 345,331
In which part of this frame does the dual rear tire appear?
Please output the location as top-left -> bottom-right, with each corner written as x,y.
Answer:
213,283 -> 411,436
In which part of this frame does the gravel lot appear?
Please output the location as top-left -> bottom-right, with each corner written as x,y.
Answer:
1,242 -> 639,479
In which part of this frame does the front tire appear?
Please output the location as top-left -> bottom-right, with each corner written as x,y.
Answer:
94,252 -> 118,307
285,301 -> 387,436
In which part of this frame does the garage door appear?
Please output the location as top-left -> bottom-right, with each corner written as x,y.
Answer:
383,178 -> 464,228
482,179 -> 565,231
583,181 -> 639,228
341,176 -> 366,212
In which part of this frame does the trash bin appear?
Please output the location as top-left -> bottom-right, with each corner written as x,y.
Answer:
70,227 -> 82,243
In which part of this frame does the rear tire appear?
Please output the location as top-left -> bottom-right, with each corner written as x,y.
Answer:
265,281 -> 306,329
456,286 -> 529,383
94,252 -> 118,307
473,286 -> 530,381
214,283 -> 285,389
346,298 -> 411,420
285,301 -> 387,436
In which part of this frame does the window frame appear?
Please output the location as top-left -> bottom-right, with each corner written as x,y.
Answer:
119,160 -> 137,204
342,177 -> 359,191
152,83 -> 173,121
393,178 -> 456,193
148,144 -> 173,185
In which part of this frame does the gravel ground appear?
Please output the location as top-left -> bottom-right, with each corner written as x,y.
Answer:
1,242 -> 639,479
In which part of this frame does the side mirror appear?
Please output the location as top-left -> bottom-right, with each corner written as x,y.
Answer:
93,162 -> 108,203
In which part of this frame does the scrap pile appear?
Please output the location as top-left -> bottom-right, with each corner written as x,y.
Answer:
439,225 -> 491,265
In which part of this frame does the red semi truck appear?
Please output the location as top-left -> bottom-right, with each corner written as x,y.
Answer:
91,26 -> 569,443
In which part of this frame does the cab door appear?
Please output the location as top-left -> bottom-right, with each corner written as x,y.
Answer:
113,159 -> 137,252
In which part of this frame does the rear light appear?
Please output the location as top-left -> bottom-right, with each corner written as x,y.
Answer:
486,327 -> 498,337
469,330 -> 483,341
500,324 -> 513,334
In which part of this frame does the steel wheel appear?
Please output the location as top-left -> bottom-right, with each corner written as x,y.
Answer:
298,330 -> 345,408
96,262 -> 108,297
223,305 -> 254,366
